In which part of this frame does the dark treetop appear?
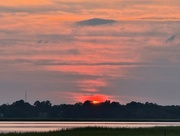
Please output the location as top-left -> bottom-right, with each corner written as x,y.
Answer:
0,100 -> 180,119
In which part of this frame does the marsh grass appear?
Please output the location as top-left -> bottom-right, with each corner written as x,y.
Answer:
1,127 -> 180,136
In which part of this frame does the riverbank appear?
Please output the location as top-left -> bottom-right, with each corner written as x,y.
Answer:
0,127 -> 180,136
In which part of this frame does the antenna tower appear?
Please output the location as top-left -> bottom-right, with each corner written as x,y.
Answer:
25,91 -> 27,102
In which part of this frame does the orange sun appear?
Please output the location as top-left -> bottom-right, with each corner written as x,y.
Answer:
92,100 -> 100,104
76,94 -> 109,104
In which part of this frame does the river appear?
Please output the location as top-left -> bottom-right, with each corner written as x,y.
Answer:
1,121 -> 180,133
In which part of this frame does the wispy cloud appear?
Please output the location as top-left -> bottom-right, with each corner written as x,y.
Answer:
10,59 -> 152,67
165,35 -> 176,43
76,18 -> 117,26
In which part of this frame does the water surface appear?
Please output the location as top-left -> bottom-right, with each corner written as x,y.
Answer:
1,121 -> 180,133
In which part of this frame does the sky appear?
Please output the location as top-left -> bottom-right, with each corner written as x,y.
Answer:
0,0 -> 180,105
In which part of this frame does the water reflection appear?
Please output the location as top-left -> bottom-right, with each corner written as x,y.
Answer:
1,122 -> 180,133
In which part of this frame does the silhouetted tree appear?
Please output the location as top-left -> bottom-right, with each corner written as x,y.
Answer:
1,100 -> 180,119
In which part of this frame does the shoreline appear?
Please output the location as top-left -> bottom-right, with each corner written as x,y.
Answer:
0,127 -> 180,136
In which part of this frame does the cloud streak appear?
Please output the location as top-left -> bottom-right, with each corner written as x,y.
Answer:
10,59 -> 153,67
165,35 -> 176,43
76,18 -> 117,26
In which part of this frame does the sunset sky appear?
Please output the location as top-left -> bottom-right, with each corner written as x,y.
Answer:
0,0 -> 180,105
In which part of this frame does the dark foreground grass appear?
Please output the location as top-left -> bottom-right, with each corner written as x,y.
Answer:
1,127 -> 180,136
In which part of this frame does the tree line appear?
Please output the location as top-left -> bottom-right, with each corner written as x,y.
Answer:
0,100 -> 180,119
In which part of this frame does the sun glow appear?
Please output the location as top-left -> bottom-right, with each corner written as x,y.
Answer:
92,100 -> 100,104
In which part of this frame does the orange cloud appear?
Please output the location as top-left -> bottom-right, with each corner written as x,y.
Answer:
0,0 -> 52,6
76,79 -> 108,93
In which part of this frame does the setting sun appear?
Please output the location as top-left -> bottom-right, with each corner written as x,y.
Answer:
77,94 -> 109,104
92,100 -> 100,104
